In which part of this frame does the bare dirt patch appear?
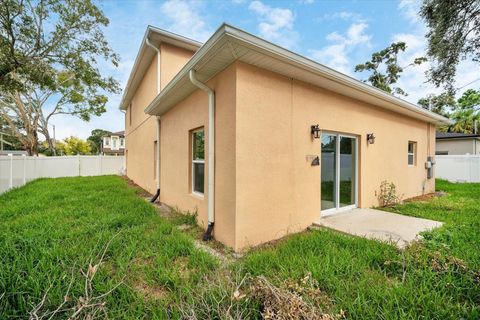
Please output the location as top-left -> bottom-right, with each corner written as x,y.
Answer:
122,176 -> 152,198
404,191 -> 447,203
133,280 -> 169,300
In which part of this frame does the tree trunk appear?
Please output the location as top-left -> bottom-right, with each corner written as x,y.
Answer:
42,128 -> 56,156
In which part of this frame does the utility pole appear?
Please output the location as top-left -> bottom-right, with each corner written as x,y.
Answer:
52,124 -> 57,156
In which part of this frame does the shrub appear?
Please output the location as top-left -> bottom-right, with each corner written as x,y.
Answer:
378,180 -> 401,207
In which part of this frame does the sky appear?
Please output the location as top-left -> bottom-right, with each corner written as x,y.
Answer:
50,0 -> 480,139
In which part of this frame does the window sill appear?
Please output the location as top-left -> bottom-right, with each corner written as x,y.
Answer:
191,191 -> 205,199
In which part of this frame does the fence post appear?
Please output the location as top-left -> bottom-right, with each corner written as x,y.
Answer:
77,154 -> 81,176
8,154 -> 13,189
22,154 -> 26,185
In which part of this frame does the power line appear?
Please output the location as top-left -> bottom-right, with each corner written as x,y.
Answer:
457,77 -> 480,90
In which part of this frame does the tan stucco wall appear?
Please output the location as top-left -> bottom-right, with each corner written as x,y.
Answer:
436,139 -> 479,155
125,43 -> 195,194
234,62 -> 436,249
159,63 -> 237,248
125,55 -> 157,194
160,43 -> 195,90
127,57 -> 437,251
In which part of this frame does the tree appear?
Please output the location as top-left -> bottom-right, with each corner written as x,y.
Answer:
421,0 -> 480,90
417,92 -> 456,116
87,129 -> 111,154
449,89 -> 480,133
0,116 -> 22,150
56,136 -> 92,155
419,89 -> 480,133
0,0 -> 120,155
355,42 -> 426,96
0,0 -> 119,93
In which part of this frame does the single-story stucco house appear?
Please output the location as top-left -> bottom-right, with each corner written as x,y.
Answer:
436,132 -> 480,155
120,24 -> 451,251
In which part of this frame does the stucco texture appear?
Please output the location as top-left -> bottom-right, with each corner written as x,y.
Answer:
125,43 -> 194,194
159,63 -> 237,248
127,58 -> 437,251
234,62 -> 435,249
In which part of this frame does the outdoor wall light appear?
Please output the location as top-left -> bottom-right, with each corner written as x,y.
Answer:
311,124 -> 321,139
367,133 -> 376,144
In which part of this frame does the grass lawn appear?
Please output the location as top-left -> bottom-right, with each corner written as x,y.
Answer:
0,176 -> 218,319
0,177 -> 479,319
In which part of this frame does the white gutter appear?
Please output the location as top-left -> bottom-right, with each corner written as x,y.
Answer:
145,37 -> 162,195
145,24 -> 452,126
189,69 -> 215,235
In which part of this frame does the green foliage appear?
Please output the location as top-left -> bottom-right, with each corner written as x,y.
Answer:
355,42 -> 426,96
421,0 -> 480,90
417,92 -> 456,117
87,129 -> 111,154
0,0 -> 119,93
0,0 -> 120,155
56,136 -> 92,155
418,89 -> 480,133
0,116 -> 22,150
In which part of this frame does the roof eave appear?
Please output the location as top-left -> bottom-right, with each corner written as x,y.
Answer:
144,24 -> 453,126
118,26 -> 202,110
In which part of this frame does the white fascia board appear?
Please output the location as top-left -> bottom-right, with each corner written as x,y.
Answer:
145,23 -> 453,125
118,26 -> 202,110
144,25 -> 229,115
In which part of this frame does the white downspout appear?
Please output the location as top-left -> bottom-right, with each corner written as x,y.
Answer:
189,69 -> 215,240
145,37 -> 162,201
145,37 -> 161,94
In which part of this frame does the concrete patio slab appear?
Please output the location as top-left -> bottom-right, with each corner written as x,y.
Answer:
313,208 -> 443,248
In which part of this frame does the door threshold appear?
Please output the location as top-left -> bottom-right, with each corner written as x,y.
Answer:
321,205 -> 356,218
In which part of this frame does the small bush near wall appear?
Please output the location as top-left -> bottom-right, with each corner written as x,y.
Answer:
378,180 -> 402,207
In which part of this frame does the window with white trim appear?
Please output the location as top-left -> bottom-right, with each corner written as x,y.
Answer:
408,141 -> 416,166
192,129 -> 205,195
120,138 -> 124,147
104,137 -> 110,146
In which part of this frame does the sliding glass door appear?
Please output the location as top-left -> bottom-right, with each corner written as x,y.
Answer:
321,132 -> 357,214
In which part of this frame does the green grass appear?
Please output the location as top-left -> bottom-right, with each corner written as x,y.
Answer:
0,176 -> 217,318
240,179 -> 480,319
1,177 -> 479,319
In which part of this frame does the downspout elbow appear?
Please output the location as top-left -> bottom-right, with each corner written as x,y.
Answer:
189,69 -> 215,241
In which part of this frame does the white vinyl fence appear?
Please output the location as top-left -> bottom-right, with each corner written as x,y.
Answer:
435,155 -> 480,183
0,155 -> 125,194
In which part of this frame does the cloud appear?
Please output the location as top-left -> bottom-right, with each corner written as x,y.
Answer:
398,0 -> 422,24
320,11 -> 364,22
160,0 -> 212,42
392,1 -> 480,105
248,0 -> 298,49
309,23 -> 372,75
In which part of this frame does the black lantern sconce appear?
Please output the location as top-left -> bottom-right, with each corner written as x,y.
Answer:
311,124 -> 321,139
366,133 -> 376,144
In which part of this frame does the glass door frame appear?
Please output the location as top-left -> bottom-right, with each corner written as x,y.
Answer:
321,131 -> 359,217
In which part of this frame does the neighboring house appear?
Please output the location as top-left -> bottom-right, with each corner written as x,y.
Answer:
102,131 -> 125,156
0,150 -> 28,156
436,132 -> 480,155
120,24 -> 451,251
